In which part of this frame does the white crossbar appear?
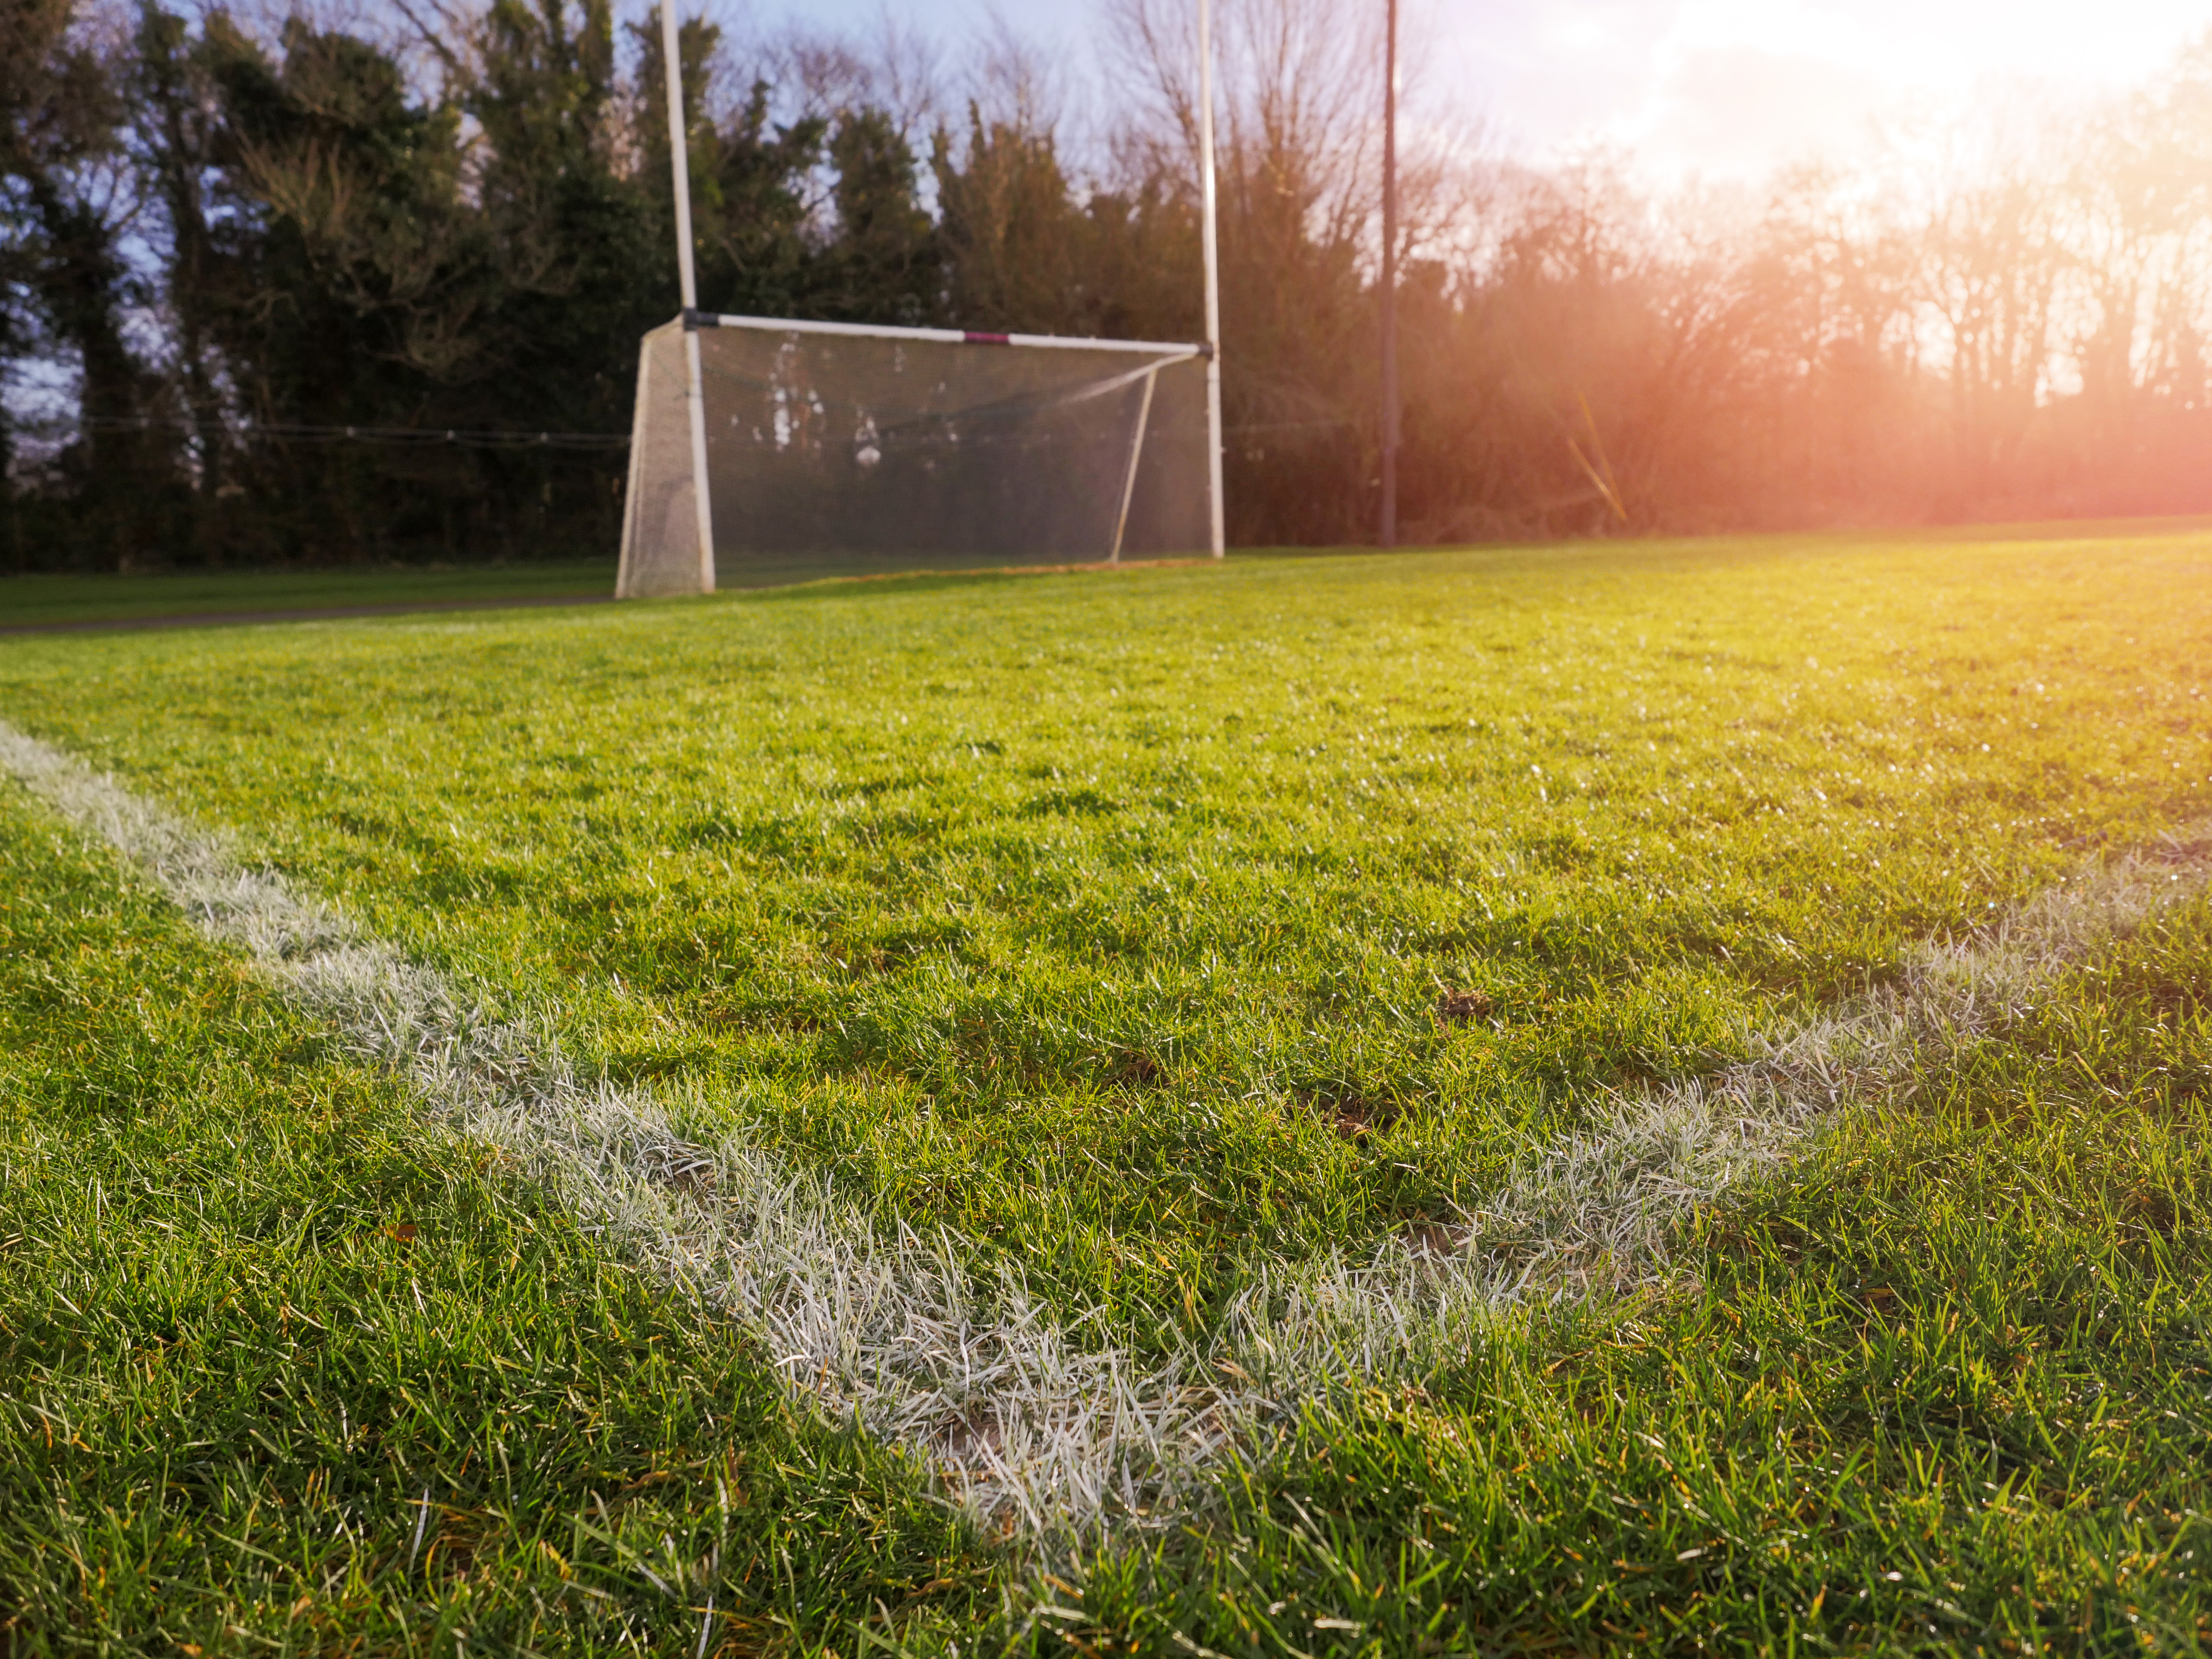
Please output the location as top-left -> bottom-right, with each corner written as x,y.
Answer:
691,311 -> 1202,356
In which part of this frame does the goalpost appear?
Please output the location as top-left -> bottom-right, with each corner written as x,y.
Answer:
616,317 -> 1216,597
620,0 -> 1225,598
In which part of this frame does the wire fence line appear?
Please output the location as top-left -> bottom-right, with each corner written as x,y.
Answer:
16,411 -> 1353,453
17,413 -> 634,452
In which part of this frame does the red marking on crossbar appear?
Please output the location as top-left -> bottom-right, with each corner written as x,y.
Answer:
962,331 -> 1012,345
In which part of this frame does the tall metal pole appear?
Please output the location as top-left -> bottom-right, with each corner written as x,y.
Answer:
661,0 -> 716,593
1379,0 -> 1399,548
1198,0 -> 1225,559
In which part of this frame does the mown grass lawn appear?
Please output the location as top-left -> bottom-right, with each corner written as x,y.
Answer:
0,560 -> 614,629
0,784 -> 984,1653
2,527 -> 2209,1653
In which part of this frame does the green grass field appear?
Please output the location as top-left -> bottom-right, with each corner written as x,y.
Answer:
0,560 -> 615,628
3,529 -> 2210,1654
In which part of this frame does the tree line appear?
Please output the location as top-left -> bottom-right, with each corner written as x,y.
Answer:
5,0 -> 2212,571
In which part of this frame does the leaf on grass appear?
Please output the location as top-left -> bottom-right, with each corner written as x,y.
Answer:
1110,1049 -> 1163,1086
1401,1221 -> 1468,1256
1301,1090 -> 1393,1141
1437,989 -> 1494,1023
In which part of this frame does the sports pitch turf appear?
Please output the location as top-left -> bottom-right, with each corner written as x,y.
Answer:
2,530 -> 2209,1653
0,560 -> 615,629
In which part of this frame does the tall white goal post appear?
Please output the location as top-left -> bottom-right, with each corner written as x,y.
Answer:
620,0 -> 1225,598
654,0 -> 715,595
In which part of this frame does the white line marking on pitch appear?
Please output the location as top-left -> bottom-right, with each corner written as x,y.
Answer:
4,716 -> 2206,1534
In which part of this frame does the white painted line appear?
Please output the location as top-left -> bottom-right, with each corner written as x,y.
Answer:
1220,827 -> 2212,1386
5,714 -> 2205,1535
0,717 -> 1228,1532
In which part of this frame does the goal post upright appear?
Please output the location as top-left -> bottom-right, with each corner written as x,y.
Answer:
1379,0 -> 1400,549
660,0 -> 715,595
613,331 -> 652,597
1198,0 -> 1225,560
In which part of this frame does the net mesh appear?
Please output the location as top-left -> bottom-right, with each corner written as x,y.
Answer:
618,318 -> 1213,596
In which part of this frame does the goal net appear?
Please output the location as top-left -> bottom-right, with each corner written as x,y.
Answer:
616,314 -> 1216,597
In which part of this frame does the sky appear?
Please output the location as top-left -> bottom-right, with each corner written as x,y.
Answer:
737,0 -> 2209,179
